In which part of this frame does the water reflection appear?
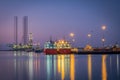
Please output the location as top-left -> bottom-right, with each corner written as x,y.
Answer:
54,56 -> 57,80
88,55 -> 92,80
46,55 -> 52,80
102,55 -> 107,80
13,51 -> 17,80
46,55 -> 75,80
110,55 -> 112,70
58,55 -> 61,73
117,55 -> 119,78
70,55 -> 75,80
0,51 -> 120,80
28,52 -> 33,80
61,55 -> 65,80
13,51 -> 41,80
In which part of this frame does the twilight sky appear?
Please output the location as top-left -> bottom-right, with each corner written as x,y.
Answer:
0,0 -> 120,47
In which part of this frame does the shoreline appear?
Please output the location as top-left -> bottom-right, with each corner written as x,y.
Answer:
0,50 -> 120,54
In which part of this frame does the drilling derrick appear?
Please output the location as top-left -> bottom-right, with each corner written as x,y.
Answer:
29,33 -> 33,46
14,16 -> 18,45
23,16 -> 28,45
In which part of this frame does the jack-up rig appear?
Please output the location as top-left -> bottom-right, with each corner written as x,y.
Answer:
12,16 -> 33,51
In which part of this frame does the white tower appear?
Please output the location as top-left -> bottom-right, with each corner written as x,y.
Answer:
29,33 -> 33,46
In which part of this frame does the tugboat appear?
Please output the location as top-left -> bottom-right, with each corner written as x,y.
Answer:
35,43 -> 42,53
44,39 -> 71,54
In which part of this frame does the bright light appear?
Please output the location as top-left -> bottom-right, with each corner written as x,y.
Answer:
88,34 -> 91,37
62,41 -> 64,44
102,38 -> 105,42
70,33 -> 74,37
102,26 -> 106,30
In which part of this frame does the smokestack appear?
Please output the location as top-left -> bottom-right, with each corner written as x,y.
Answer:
23,16 -> 28,45
14,16 -> 18,45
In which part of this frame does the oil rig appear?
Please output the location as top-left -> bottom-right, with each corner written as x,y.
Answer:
12,16 -> 33,51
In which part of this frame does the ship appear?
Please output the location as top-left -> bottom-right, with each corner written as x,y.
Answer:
35,43 -> 43,53
44,39 -> 71,54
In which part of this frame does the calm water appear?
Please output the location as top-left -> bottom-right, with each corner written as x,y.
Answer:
0,51 -> 120,80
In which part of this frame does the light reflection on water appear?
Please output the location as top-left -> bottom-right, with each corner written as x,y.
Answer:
102,55 -> 107,80
0,51 -> 120,80
88,55 -> 92,80
117,55 -> 119,76
46,55 -> 75,80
